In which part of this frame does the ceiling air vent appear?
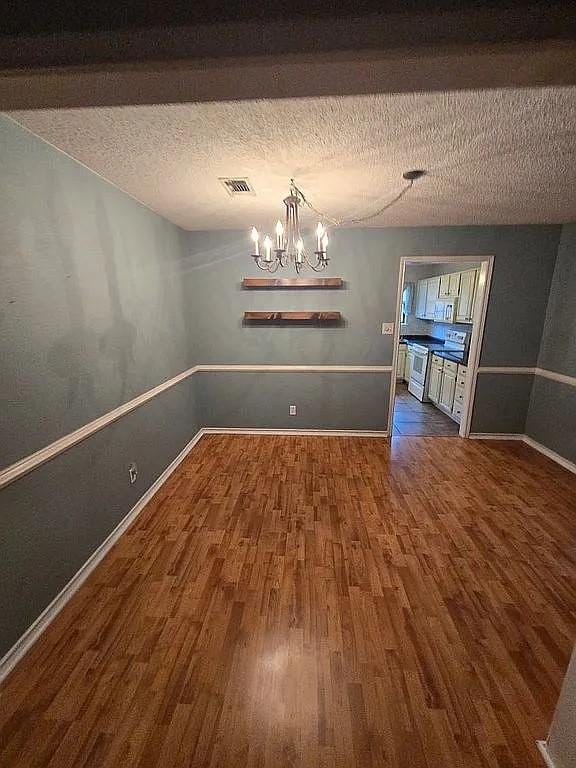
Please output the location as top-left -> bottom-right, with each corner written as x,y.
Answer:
219,177 -> 255,196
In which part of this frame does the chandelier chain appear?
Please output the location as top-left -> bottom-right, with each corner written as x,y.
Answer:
290,178 -> 414,228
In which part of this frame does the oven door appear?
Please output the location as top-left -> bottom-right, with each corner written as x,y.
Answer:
410,350 -> 428,385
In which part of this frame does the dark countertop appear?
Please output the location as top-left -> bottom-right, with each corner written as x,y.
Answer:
399,334 -> 468,366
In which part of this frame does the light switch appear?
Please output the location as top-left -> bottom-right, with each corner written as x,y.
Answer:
381,322 -> 395,335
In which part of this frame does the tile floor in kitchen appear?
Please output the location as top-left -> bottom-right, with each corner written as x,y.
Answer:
393,382 -> 459,436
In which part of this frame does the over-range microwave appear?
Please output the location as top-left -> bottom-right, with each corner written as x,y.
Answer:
433,298 -> 457,323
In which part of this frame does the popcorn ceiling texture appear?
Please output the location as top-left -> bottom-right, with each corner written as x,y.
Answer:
10,87 -> 576,230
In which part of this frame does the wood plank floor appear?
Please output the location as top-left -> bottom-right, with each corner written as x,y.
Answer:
1,435 -> 576,768
393,383 -> 459,436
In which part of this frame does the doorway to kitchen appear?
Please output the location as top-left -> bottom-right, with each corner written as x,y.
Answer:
389,255 -> 494,438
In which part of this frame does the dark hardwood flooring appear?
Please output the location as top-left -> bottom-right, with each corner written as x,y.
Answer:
1,434 -> 575,768
393,382 -> 459,436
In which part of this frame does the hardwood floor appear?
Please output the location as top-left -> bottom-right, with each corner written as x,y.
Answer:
1,435 -> 575,768
393,382 -> 459,436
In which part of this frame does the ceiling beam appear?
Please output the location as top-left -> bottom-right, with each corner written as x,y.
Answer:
2,40 -> 576,111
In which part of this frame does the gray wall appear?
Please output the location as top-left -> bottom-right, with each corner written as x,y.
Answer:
184,226 -> 560,432
526,223 -> 576,462
0,115 -> 199,657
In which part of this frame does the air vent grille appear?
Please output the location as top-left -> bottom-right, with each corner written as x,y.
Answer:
219,177 -> 255,196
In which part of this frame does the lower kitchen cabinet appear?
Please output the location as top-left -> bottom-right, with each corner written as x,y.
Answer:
439,369 -> 456,411
397,345 -> 407,381
429,357 -> 443,403
428,356 -> 468,424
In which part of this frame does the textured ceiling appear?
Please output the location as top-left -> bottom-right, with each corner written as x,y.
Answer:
9,87 -> 576,230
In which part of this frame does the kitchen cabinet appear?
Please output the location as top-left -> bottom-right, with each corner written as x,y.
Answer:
424,276 -> 440,319
452,363 -> 468,423
397,345 -> 407,381
439,272 -> 460,298
415,279 -> 427,318
404,348 -> 412,381
414,268 -> 479,324
428,355 -> 443,403
456,269 -> 478,323
439,369 -> 456,411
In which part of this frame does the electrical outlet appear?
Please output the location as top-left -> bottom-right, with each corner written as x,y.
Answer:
289,405 -> 297,416
128,462 -> 138,484
381,322 -> 395,335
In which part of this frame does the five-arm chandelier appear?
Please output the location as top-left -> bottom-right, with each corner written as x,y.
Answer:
250,171 -> 425,273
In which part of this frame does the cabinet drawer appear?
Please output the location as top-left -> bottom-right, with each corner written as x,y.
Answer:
454,387 -> 465,405
452,405 -> 463,422
457,375 -> 466,389
458,364 -> 467,377
444,360 -> 458,375
431,354 -> 444,368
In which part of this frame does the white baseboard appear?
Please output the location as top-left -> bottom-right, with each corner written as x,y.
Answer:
523,435 -> 576,475
468,432 -> 526,440
537,741 -> 556,768
0,429 -> 205,685
202,427 -> 389,438
469,433 -> 576,475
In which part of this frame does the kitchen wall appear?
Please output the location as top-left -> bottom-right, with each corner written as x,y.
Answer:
0,115 -> 199,657
183,226 -> 560,434
525,223 -> 576,463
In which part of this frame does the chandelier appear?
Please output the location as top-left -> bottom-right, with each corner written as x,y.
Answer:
249,171 -> 425,274
250,180 -> 329,273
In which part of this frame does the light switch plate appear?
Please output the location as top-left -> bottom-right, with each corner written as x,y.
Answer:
381,322 -> 395,335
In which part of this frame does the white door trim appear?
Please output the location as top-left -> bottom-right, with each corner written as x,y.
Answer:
388,254 -> 495,438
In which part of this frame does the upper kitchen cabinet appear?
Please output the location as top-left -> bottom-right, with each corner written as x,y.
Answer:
455,269 -> 478,323
414,267 -> 479,324
439,272 -> 461,298
415,279 -> 427,318
424,276 -> 441,319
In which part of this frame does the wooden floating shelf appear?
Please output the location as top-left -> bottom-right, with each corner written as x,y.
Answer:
242,277 -> 344,289
244,311 -> 342,323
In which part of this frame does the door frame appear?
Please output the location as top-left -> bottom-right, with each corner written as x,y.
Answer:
388,254 -> 494,438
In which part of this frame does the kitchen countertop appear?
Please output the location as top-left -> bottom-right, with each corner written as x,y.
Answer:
399,335 -> 468,366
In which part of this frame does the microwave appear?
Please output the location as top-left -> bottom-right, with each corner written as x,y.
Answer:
433,299 -> 457,323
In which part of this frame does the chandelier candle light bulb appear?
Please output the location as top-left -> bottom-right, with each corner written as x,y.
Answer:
316,222 -> 325,251
296,238 -> 304,263
264,235 -> 272,262
251,227 -> 260,256
275,220 -> 284,250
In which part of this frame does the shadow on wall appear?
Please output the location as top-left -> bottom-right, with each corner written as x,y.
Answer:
45,169 -> 100,413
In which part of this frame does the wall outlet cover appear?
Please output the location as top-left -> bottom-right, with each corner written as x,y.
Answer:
289,405 -> 297,416
381,322 -> 395,335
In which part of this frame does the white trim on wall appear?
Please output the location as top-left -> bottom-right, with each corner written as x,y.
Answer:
0,364 -> 198,491
477,366 -> 536,375
203,427 -> 389,438
534,367 -> 576,388
537,741 -> 557,768
197,364 -> 393,373
1,361 -> 573,492
0,364 -> 393,490
477,366 -> 576,387
0,428 -> 205,684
